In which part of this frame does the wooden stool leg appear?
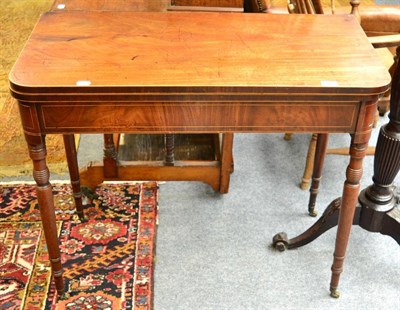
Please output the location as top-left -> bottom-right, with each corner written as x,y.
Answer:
63,134 -> 84,219
300,133 -> 318,190
219,133 -> 234,193
308,133 -> 329,217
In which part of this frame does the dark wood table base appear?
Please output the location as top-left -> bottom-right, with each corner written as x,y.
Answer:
273,193 -> 400,298
272,195 -> 400,255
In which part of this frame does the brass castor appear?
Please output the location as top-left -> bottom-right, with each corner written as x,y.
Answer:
308,209 -> 318,217
272,232 -> 288,251
283,133 -> 293,141
275,241 -> 287,252
330,288 -> 340,298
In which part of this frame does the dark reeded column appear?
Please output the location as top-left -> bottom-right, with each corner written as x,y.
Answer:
358,55 -> 400,238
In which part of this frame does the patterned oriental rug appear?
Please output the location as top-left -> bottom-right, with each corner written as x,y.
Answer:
0,182 -> 158,309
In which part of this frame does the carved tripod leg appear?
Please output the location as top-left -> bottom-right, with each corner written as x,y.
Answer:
273,198 -> 361,251
379,207 -> 400,244
308,133 -> 329,217
63,134 -> 84,220
29,141 -> 64,295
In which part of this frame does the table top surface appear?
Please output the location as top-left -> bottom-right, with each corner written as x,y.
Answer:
9,11 -> 390,96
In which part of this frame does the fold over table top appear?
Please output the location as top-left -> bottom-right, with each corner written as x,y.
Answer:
9,11 -> 390,99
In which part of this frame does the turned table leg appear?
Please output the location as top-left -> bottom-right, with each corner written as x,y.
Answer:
28,139 -> 65,295
273,100 -> 377,297
329,137 -> 370,298
329,92 -> 378,297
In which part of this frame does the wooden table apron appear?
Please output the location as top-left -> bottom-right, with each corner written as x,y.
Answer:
9,11 -> 390,295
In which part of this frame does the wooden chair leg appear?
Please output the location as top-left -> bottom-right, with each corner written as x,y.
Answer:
308,133 -> 329,217
63,134 -> 84,219
300,133 -> 318,190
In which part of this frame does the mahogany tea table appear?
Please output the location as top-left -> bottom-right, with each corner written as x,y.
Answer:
9,11 -> 390,298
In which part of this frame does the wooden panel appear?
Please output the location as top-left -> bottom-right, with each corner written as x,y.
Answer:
38,102 -> 359,133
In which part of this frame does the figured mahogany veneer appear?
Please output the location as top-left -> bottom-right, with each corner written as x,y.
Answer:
9,11 -> 390,297
35,102 -> 357,133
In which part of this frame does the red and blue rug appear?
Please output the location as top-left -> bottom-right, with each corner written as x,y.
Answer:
0,182 -> 158,309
